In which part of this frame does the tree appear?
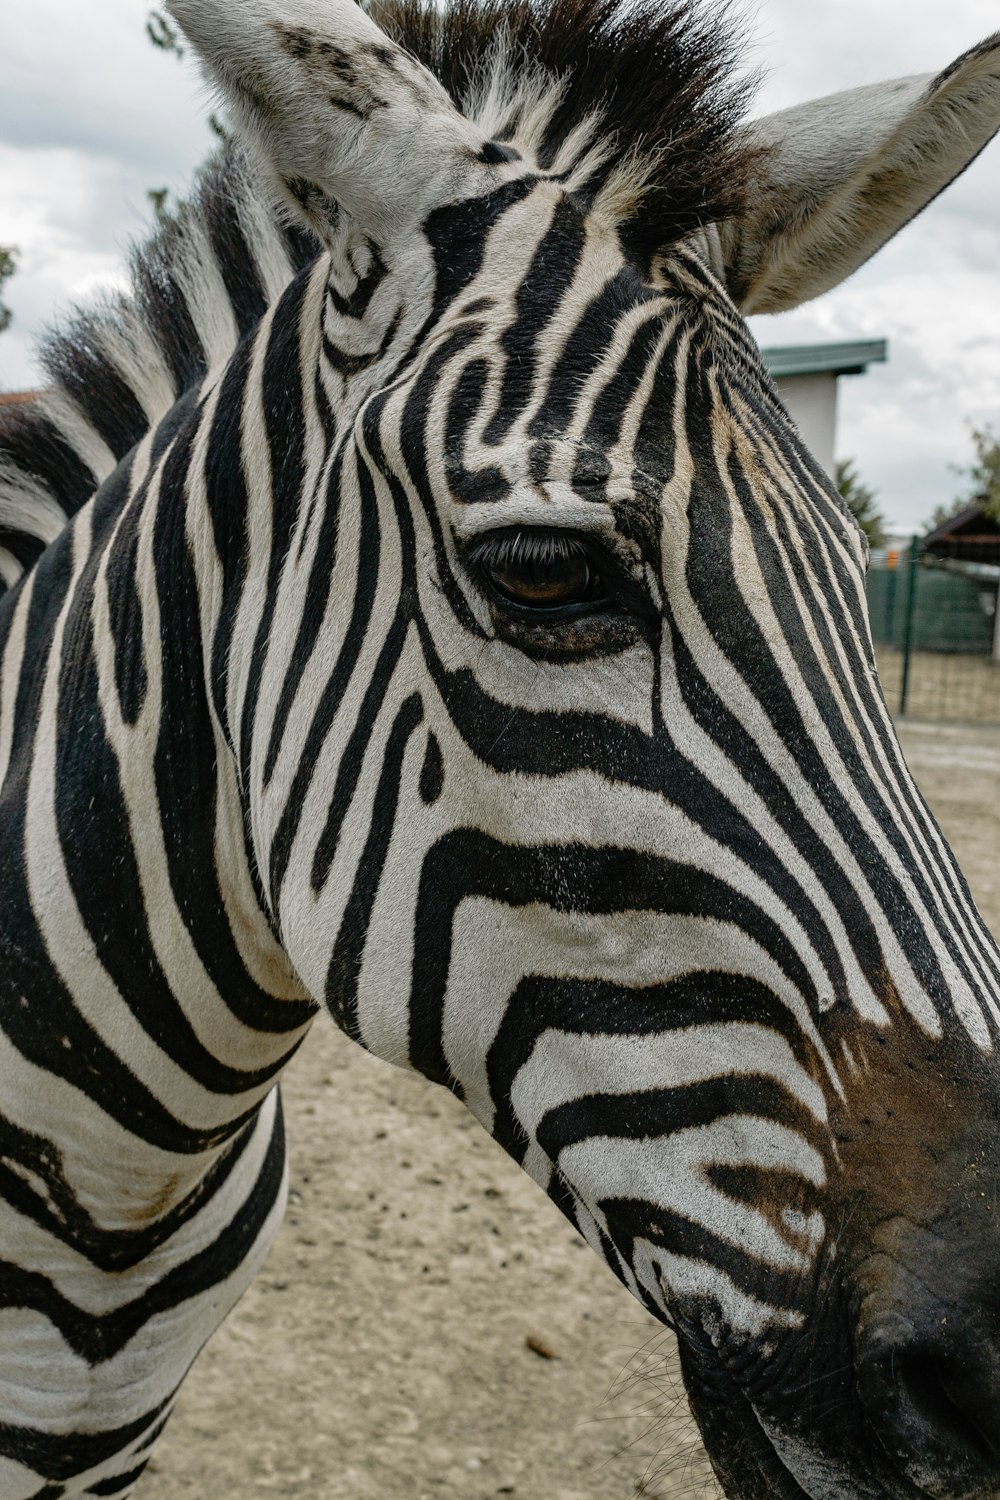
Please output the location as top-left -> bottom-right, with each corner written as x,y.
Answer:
835,458 -> 886,550
146,9 -> 184,58
953,424 -> 1000,524
146,11 -> 229,222
925,498 -> 969,532
924,425 -> 1000,532
0,246 -> 17,336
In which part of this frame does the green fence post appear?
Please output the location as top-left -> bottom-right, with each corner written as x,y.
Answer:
885,563 -> 898,645
899,534 -> 921,717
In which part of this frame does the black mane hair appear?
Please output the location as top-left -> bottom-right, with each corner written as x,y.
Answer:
0,155 -> 315,593
375,0 -> 762,259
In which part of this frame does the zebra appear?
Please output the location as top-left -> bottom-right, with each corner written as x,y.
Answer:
1,0 -> 1000,1495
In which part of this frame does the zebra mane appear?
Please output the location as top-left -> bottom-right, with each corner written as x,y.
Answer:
0,0 -> 759,601
375,0 -> 762,255
0,153 -> 316,598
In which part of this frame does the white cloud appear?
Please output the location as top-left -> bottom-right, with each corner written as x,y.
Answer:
0,146 -> 133,387
748,0 -> 1000,109
752,244 -> 1000,528
1,0 -> 210,386
3,0 -> 209,170
742,0 -> 1000,528
1,0 -> 999,529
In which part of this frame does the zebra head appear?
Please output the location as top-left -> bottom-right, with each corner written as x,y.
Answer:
166,2 -> 1000,1496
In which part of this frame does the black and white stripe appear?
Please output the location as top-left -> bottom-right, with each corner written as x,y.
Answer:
2,1 -> 1000,1496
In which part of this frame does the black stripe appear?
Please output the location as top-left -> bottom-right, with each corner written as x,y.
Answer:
0,1401 -> 171,1485
484,973 -> 825,1161
236,274 -> 311,808
481,194 -> 583,448
266,452 -> 381,903
325,694 -> 424,1036
43,316 -> 149,464
87,1461 -> 149,1495
0,1109 -> 251,1273
152,410 -> 314,1035
408,833 -> 819,1090
0,1099 -> 284,1365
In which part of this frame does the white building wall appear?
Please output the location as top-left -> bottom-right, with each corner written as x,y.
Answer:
773,371 -> 839,478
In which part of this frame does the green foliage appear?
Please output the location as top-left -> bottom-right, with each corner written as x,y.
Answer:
147,188 -> 171,225
146,9 -> 184,58
954,425 -> 1000,524
146,11 -> 231,222
926,498 -> 971,532
0,245 -> 17,336
835,458 -> 886,550
925,425 -> 1000,532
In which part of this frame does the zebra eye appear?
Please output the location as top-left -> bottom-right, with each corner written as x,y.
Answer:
473,530 -> 604,613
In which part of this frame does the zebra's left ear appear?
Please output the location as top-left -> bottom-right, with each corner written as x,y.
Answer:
164,0 -> 482,244
703,34 -> 1000,315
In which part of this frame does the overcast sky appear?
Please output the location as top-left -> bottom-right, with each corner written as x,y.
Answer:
2,0 -> 999,529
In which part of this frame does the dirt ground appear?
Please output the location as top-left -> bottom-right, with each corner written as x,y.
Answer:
143,720 -> 1000,1500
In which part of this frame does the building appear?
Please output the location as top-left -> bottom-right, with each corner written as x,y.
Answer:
761,339 -> 888,478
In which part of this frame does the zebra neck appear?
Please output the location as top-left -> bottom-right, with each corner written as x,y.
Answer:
0,410 -> 316,1243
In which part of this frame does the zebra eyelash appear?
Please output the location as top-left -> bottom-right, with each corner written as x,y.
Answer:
466,528 -> 590,575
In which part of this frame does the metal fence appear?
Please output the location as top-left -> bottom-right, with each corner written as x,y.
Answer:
867,540 -> 1000,725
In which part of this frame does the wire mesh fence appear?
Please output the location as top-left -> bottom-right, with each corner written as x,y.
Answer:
867,539 -> 1000,726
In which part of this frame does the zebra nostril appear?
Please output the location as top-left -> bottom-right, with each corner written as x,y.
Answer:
858,1333 -> 1000,1492
897,1353 -> 1000,1463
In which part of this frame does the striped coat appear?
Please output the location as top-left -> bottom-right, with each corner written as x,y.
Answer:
1,2 -> 1000,1497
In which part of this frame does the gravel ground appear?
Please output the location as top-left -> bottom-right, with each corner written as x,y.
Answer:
142,720 -> 1000,1500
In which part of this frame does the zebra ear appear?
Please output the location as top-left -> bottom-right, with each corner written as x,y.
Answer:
706,34 -> 1000,315
164,0 -> 481,244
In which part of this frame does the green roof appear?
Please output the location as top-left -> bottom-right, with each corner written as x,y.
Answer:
761,340 -> 888,379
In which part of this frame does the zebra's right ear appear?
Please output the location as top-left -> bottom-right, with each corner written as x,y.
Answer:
164,0 -> 482,244
703,34 -> 1000,315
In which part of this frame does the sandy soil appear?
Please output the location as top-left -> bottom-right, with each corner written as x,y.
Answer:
143,720 -> 1000,1500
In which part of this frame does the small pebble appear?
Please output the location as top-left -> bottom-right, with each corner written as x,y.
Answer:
526,1335 -> 558,1360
